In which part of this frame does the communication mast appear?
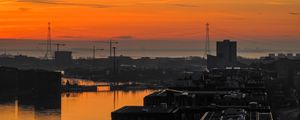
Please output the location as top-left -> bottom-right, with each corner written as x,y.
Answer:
94,40 -> 118,57
205,23 -> 210,57
92,46 -> 104,59
45,22 -> 52,59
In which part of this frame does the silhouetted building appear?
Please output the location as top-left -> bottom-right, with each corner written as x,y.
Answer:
0,67 -> 18,94
261,53 -> 300,60
208,40 -> 237,68
0,67 -> 62,120
273,59 -> 300,95
217,40 -> 237,65
277,53 -> 286,58
54,51 -> 72,68
269,53 -> 276,58
296,53 -> 300,58
201,107 -> 273,120
0,67 -> 61,97
207,55 -> 219,68
112,68 -> 274,120
112,106 -> 179,120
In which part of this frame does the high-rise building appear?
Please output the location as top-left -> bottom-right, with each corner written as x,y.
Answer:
216,40 -> 237,66
207,40 -> 237,68
54,51 -> 73,67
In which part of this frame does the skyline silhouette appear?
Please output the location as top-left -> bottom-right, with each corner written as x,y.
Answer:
1,0 -> 300,120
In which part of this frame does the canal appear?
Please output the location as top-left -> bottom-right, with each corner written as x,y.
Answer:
0,78 -> 154,120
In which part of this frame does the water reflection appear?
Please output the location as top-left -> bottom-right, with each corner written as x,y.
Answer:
0,95 -> 61,120
0,90 -> 152,120
62,90 -> 152,120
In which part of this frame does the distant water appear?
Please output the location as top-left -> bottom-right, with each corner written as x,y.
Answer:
1,49 -> 271,59
0,90 -> 153,120
0,78 -> 154,120
1,39 -> 299,59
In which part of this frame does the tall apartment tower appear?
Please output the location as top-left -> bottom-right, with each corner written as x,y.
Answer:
216,40 -> 237,66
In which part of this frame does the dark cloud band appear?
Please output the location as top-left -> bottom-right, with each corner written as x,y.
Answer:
17,0 -> 112,8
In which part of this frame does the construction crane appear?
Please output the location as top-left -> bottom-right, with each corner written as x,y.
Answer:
39,43 -> 66,52
112,46 -> 117,74
92,45 -> 104,59
53,43 -> 66,51
94,40 -> 118,57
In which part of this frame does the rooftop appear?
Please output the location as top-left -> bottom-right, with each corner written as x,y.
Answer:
113,106 -> 179,114
201,108 -> 273,120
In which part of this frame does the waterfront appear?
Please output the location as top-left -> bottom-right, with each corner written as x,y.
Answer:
0,90 -> 153,120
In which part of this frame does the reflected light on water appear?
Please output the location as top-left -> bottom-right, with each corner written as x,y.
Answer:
0,90 -> 153,120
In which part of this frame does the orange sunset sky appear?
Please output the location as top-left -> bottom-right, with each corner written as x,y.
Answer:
0,0 -> 299,41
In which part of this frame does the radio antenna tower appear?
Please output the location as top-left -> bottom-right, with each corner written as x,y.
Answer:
204,23 -> 210,57
45,22 -> 52,59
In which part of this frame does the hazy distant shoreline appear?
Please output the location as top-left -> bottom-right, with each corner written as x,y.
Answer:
0,39 -> 299,59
